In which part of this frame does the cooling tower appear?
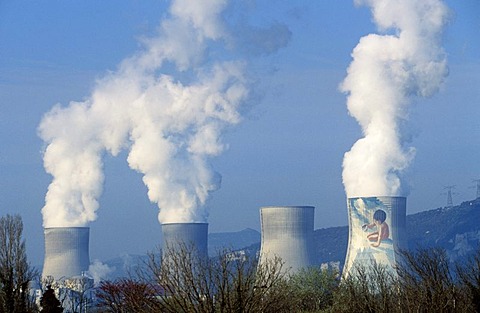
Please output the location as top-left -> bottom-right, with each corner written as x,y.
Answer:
161,223 -> 208,261
343,196 -> 407,277
42,227 -> 90,281
259,206 -> 315,273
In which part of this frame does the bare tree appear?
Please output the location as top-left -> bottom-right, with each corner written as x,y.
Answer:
62,276 -> 94,313
288,266 -> 338,312
0,214 -> 38,313
456,249 -> 480,312
96,278 -> 157,313
331,261 -> 397,313
396,248 -> 467,312
125,244 -> 294,313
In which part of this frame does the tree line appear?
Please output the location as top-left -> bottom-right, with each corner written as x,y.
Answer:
95,244 -> 480,313
1,214 -> 479,312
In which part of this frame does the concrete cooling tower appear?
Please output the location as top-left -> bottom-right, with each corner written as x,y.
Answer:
343,196 -> 407,277
42,227 -> 90,280
259,206 -> 315,273
161,223 -> 208,261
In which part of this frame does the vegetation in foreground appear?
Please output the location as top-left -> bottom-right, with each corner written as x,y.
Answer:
0,213 -> 479,312
0,214 -> 38,313
95,245 -> 480,313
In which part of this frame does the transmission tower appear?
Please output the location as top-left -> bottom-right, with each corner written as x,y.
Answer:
442,185 -> 457,208
471,179 -> 480,199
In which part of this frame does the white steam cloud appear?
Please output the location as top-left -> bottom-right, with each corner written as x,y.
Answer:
341,0 -> 449,198
39,0 -> 290,227
87,259 -> 115,286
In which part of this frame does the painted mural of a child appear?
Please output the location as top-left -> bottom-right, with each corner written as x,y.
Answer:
362,209 -> 389,247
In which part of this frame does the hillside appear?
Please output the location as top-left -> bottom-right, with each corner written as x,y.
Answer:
407,198 -> 480,260
208,228 -> 260,256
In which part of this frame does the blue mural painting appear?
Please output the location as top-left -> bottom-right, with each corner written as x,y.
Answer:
344,197 -> 396,275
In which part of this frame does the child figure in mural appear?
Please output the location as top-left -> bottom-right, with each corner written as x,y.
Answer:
362,209 -> 389,247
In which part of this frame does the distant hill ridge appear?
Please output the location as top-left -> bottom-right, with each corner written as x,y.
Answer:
208,227 -> 260,256
103,198 -> 480,279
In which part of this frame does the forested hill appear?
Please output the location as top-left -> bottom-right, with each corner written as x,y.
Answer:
407,198 -> 480,259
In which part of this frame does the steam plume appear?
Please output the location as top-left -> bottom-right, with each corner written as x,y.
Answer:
39,0 -> 290,227
341,0 -> 449,197
88,260 -> 115,286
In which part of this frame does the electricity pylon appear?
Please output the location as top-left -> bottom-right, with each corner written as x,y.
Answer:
471,179 -> 480,199
442,185 -> 457,208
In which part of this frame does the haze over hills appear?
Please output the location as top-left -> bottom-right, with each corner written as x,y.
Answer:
101,198 -> 480,280
208,228 -> 261,256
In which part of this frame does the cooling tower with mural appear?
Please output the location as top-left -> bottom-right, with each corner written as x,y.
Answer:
343,197 -> 406,276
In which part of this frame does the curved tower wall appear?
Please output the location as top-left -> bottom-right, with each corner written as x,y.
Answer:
42,227 -> 90,280
343,196 -> 407,277
161,223 -> 208,260
259,206 -> 315,273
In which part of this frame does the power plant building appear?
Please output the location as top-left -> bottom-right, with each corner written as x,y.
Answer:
343,196 -> 407,277
258,206 -> 315,273
42,227 -> 91,281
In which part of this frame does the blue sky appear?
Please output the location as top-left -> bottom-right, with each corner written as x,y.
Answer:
0,1 -> 478,265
